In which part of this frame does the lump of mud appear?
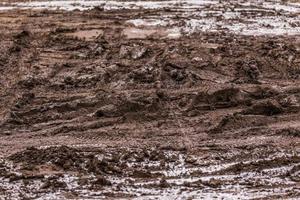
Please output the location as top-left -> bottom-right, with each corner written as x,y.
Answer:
159,178 -> 170,188
93,176 -> 112,186
236,58 -> 261,83
164,54 -> 190,69
243,99 -> 283,116
185,155 -> 197,164
14,92 -> 35,109
220,156 -> 300,174
18,76 -> 47,89
95,104 -> 119,118
208,113 -> 267,134
119,44 -> 148,60
132,170 -> 153,178
209,88 -> 244,107
288,165 -> 300,182
0,162 -> 7,176
14,30 -> 30,39
13,30 -> 31,47
119,93 -> 160,115
188,87 -> 247,111
149,150 -> 166,161
276,127 -> 300,137
94,92 -> 160,119
8,173 -> 45,182
131,46 -> 148,60
169,69 -> 187,82
86,156 -> 122,175
245,86 -> 280,99
40,176 -> 67,190
9,146 -> 84,171
202,178 -> 222,188
128,66 -> 157,83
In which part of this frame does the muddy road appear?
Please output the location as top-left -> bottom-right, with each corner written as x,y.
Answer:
0,0 -> 300,199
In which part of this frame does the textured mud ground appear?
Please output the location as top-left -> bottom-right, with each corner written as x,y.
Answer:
0,0 -> 300,199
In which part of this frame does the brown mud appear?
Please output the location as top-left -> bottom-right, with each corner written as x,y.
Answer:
0,1 -> 300,199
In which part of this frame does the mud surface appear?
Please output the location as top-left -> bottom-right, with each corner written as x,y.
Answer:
0,0 -> 300,199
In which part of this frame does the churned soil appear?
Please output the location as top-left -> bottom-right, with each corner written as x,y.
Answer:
0,0 -> 300,199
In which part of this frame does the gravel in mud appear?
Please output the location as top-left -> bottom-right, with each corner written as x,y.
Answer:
0,0 -> 300,199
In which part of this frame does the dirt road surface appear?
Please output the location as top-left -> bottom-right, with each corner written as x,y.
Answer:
0,0 -> 300,199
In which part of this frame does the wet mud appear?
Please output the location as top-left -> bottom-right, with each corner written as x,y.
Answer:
0,0 -> 300,199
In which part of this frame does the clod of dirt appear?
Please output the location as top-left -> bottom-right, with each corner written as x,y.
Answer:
93,176 -> 112,186
119,45 -> 148,60
202,178 -> 222,188
14,92 -> 35,109
219,156 -> 300,174
187,87 -> 246,112
159,178 -> 170,188
243,99 -> 283,116
185,155 -> 197,164
184,179 -> 204,188
0,163 -> 7,177
165,54 -> 190,69
208,113 -> 267,134
128,66 -> 157,83
288,165 -> 300,182
95,104 -> 118,118
14,30 -> 30,39
86,156 -> 122,175
170,69 -> 187,82
209,88 -> 244,107
9,146 -> 84,171
236,58 -> 261,83
120,93 -> 160,115
40,176 -> 67,190
13,30 -> 31,47
149,150 -> 166,161
276,128 -> 300,137
132,170 -> 153,178
131,46 -> 148,60
8,173 -> 44,182
18,76 -> 47,89
245,86 -> 280,99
